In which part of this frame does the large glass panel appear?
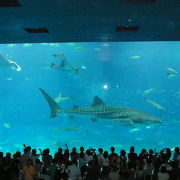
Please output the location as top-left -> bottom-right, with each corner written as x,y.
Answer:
0,42 -> 179,154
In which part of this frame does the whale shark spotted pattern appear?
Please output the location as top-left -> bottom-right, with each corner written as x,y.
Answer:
39,88 -> 162,126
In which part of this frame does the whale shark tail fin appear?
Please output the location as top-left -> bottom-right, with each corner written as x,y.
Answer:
39,88 -> 61,118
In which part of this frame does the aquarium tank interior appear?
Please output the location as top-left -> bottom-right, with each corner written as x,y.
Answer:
0,42 -> 179,154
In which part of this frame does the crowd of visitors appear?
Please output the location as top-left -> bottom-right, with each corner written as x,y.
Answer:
0,144 -> 179,180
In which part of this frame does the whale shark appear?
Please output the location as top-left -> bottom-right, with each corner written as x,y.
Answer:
39,88 -> 162,126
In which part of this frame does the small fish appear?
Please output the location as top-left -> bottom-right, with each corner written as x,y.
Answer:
7,44 -> 16,48
49,43 -> 60,47
166,68 -> 178,74
146,99 -> 166,111
146,125 -> 154,129
53,126 -> 84,132
64,127 -> 81,132
158,140 -> 167,145
106,125 -> 114,128
129,128 -> 141,133
67,42 -> 76,46
174,91 -> 180,96
143,88 -> 155,95
81,65 -> 87,70
54,93 -> 72,103
130,55 -> 141,59
94,48 -> 102,51
41,43 -> 48,46
6,77 -> 13,81
23,43 -> 32,47
167,73 -> 178,79
75,46 -> 84,50
3,123 -> 11,128
101,43 -> 110,47
143,88 -> 166,95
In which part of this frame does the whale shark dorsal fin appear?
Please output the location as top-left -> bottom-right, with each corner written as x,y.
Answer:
91,96 -> 106,107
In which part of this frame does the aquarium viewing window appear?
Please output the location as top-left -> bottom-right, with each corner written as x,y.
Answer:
0,41 -> 179,154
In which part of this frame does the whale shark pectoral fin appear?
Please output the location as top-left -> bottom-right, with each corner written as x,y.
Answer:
132,119 -> 143,123
91,96 -> 106,107
113,119 -> 136,128
112,118 -> 132,122
123,123 -> 136,128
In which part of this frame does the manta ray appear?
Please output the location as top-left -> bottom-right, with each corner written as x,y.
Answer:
0,54 -> 21,71
39,88 -> 162,127
49,52 -> 80,72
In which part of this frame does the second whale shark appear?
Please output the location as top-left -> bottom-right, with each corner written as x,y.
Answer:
39,88 -> 162,126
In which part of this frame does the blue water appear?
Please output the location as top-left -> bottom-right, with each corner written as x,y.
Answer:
0,42 -> 179,155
